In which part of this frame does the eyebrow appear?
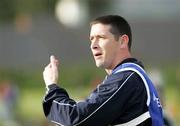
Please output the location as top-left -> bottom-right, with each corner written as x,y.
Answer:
89,34 -> 106,40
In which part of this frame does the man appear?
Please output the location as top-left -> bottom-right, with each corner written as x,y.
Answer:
42,15 -> 164,126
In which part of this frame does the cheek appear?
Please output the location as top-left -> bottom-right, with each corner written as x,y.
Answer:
103,46 -> 115,63
102,42 -> 116,55
103,43 -> 118,62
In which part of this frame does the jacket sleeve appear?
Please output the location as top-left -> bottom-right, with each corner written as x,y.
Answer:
42,72 -> 141,126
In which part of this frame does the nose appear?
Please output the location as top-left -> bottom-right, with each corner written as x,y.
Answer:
90,40 -> 99,50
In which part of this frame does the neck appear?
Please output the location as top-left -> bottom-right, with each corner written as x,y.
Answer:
105,53 -> 132,75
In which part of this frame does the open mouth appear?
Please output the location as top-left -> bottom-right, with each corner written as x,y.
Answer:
94,52 -> 102,57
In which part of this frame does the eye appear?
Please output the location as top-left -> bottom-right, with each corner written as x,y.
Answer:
98,36 -> 106,41
89,36 -> 94,42
100,34 -> 107,38
100,36 -> 105,39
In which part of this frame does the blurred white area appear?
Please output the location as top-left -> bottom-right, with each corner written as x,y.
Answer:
55,0 -> 88,28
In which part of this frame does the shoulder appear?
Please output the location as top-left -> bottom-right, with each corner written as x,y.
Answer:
105,71 -> 133,83
103,71 -> 146,92
104,70 -> 141,84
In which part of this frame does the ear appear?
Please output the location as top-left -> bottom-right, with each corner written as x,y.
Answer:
119,34 -> 129,48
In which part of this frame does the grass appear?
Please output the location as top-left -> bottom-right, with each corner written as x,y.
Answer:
0,63 -> 180,125
17,88 -> 45,121
14,85 -> 94,126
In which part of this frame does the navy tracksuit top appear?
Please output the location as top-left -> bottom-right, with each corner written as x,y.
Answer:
43,58 -> 164,126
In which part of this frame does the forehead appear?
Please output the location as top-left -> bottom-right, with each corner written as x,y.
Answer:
90,23 -> 112,36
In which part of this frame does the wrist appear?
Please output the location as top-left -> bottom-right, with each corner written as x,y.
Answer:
45,83 -> 57,93
45,79 -> 58,86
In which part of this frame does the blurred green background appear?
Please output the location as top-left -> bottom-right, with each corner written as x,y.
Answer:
0,0 -> 179,126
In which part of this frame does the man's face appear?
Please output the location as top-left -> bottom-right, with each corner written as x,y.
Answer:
90,23 -> 120,69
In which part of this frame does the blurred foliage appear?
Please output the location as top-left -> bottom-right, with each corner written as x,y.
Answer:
0,0 -> 16,22
0,63 -> 105,89
0,64 -> 105,125
0,0 -> 112,24
0,64 -> 180,125
162,64 -> 180,125
0,0 -> 58,23
87,0 -> 112,18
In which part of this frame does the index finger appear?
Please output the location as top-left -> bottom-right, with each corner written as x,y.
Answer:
50,55 -> 59,68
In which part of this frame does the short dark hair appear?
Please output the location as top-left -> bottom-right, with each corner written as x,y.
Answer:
90,15 -> 132,50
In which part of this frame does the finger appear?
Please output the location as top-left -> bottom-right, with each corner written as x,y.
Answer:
51,55 -> 58,64
50,55 -> 55,63
51,55 -> 60,66
50,55 -> 57,68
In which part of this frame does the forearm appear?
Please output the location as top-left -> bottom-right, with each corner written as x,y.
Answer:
43,84 -> 97,126
42,81 -> 126,126
44,84 -> 70,102
43,84 -> 78,125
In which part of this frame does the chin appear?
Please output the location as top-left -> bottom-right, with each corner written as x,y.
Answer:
95,62 -> 105,68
